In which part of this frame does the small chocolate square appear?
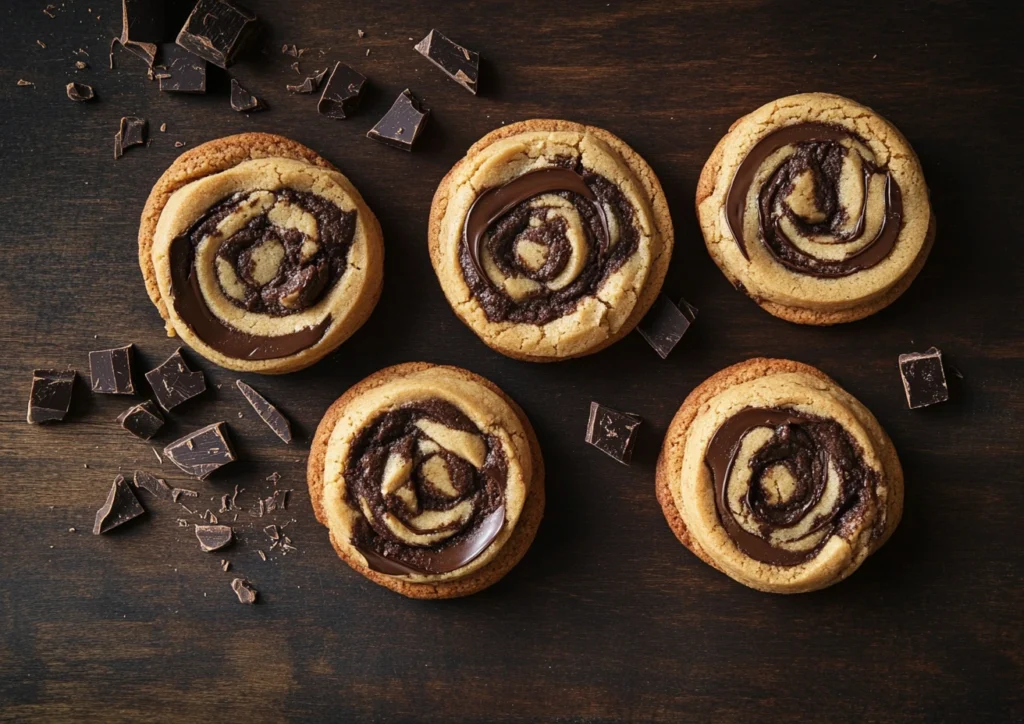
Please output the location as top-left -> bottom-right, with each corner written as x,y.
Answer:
585,402 -> 643,465
116,400 -> 165,440
317,62 -> 365,119
899,347 -> 949,409
176,0 -> 256,69
164,422 -> 236,479
414,29 -> 480,95
636,294 -> 697,359
27,369 -> 76,423
157,43 -> 206,92
145,348 -> 206,411
93,474 -> 146,534
367,89 -> 429,151
89,344 -> 136,394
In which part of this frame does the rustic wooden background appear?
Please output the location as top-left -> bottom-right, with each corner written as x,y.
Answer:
1,0 -> 1021,721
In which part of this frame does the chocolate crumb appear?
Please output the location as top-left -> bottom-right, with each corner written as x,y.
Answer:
159,122 -> 167,132
357,29 -> 364,38
264,524 -> 280,541
195,524 -> 233,552
37,40 -> 47,49
75,60 -> 88,69
231,578 -> 257,604
17,79 -> 34,87
221,559 -> 230,572
257,550 -> 267,562
66,82 -> 95,101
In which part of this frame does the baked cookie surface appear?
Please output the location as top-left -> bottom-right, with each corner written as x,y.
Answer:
429,119 -> 674,361
140,133 -> 384,374
697,93 -> 934,324
656,358 -> 903,593
308,363 -> 544,598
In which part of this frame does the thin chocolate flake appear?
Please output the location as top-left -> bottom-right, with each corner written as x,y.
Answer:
27,369 -> 75,424
17,79 -> 35,87
206,511 -> 219,525
117,400 -> 164,440
282,43 -> 298,57
257,550 -> 267,562
89,344 -> 136,394
44,5 -> 57,18
263,524 -> 280,541
636,294 -> 698,359
145,348 -> 206,411
195,524 -> 233,552
37,39 -> 47,49
266,472 -> 281,485
152,447 -> 162,463
75,60 -> 88,69
414,29 -> 480,94
231,578 -> 257,603
585,402 -> 643,465
899,347 -> 950,409
230,77 -> 265,111
221,559 -> 231,572
286,67 -> 327,93
114,117 -> 146,160
176,0 -> 257,69
357,29 -> 364,38
219,494 -> 231,513
230,484 -> 241,509
366,89 -> 428,151
93,475 -> 146,534
163,422 -> 236,479
133,470 -> 196,502
317,61 -> 365,119
236,380 -> 292,443
66,82 -> 95,101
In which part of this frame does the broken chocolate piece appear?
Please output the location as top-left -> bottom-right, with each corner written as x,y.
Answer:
66,82 -> 94,101
899,347 -> 949,409
27,369 -> 75,423
164,422 -> 236,479
636,294 -> 698,359
317,61 -> 365,119
145,348 -> 206,411
221,559 -> 230,571
114,116 -> 147,160
89,344 -> 136,394
93,474 -> 146,534
195,524 -> 233,551
118,0 -> 192,66
231,577 -> 257,603
585,402 -> 643,465
286,67 -> 327,93
414,29 -> 480,95
263,489 -> 288,513
366,89 -> 428,151
176,0 -> 256,69
229,77 -> 264,111
236,380 -> 292,443
117,400 -> 165,440
263,524 -> 280,541
157,43 -> 206,92
132,470 -> 196,502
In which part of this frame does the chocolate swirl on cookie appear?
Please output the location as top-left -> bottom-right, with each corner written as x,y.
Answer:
459,161 -> 638,325
705,407 -> 879,566
726,123 -> 903,278
344,399 -> 508,575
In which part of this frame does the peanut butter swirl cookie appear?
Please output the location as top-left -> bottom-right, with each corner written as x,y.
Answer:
140,133 -> 384,374
309,363 -> 544,598
656,358 -> 903,593
429,119 -> 674,361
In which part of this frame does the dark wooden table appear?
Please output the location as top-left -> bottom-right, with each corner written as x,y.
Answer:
2,1 -> 1021,721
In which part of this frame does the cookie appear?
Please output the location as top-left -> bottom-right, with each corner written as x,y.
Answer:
655,358 -> 903,593
140,133 -> 384,374
428,119 -> 674,361
696,93 -> 935,325
308,363 -> 545,598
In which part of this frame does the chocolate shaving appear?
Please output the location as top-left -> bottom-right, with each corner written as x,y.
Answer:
114,117 -> 146,160
132,470 -> 196,502
235,380 -> 292,443
89,344 -> 136,394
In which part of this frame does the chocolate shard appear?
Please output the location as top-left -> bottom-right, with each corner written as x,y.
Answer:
236,380 -> 292,443
317,61 -> 365,119
157,43 -> 206,92
119,0 -> 192,66
195,524 -> 233,552
27,369 -> 76,423
164,422 -> 236,479
286,67 -> 327,94
231,577 -> 257,604
176,0 -> 256,69
636,294 -> 698,359
145,348 -> 206,411
230,77 -> 264,111
366,89 -> 428,151
263,489 -> 288,513
93,474 -> 146,534
114,116 -> 147,160
414,29 -> 480,95
132,470 -> 197,501
117,400 -> 165,440
585,402 -> 643,465
66,81 -> 95,101
89,344 -> 136,394
899,347 -> 949,409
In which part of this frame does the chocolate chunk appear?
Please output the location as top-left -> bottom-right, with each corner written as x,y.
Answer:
899,347 -> 949,409
317,62 -> 365,119
66,82 -> 94,101
414,29 -> 480,95
585,402 -> 642,465
164,422 -> 236,479
236,380 -> 292,443
195,524 -> 233,551
145,348 -> 206,411
636,294 -> 698,359
116,400 -> 165,440
93,474 -> 146,534
229,77 -> 264,111
157,43 -> 206,92
118,0 -> 192,66
89,344 -> 136,394
132,470 -> 197,502
286,67 -> 327,93
114,116 -> 147,160
175,0 -> 256,68
27,369 -> 75,423
366,89 -> 428,151
231,577 -> 257,604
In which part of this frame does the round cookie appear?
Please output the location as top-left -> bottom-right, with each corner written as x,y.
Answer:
655,358 -> 903,594
696,93 -> 935,325
140,133 -> 384,374
308,363 -> 545,599
429,119 -> 674,362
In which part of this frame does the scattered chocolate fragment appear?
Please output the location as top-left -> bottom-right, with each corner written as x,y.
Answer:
117,400 -> 165,440
357,29 -> 364,38
236,380 -> 292,443
157,43 -> 206,92
16,79 -> 35,87
231,577 -> 257,604
159,122 -> 167,132
176,0 -> 257,69
114,116 -> 147,160
229,77 -> 264,111
257,550 -> 267,562
174,141 -> 185,147
75,60 -> 88,69
145,348 -> 206,411
367,89 -> 428,151
44,5 -> 57,18
263,488 -> 289,513
221,559 -> 230,572
899,347 -> 949,409
219,494 -> 231,512
133,470 -> 197,502
585,402 -> 643,465
317,62 -> 365,119
118,0 -> 191,67
414,29 -> 480,95
89,344 -> 136,394
93,474 -> 146,534
27,369 -> 76,423
263,524 -> 279,541
66,82 -> 94,101
281,43 -> 298,57
286,67 -> 327,93
636,294 -> 698,359
164,422 -> 236,479
195,524 -> 233,552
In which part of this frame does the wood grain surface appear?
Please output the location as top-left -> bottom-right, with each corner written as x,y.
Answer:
1,1 -> 1021,721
